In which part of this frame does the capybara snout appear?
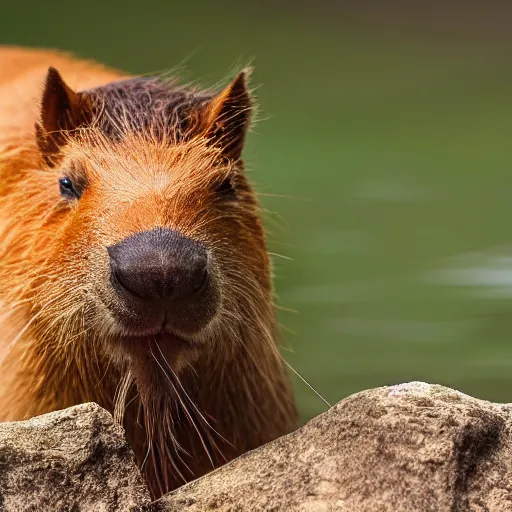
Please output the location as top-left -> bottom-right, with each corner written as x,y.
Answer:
106,227 -> 216,336
109,228 -> 209,303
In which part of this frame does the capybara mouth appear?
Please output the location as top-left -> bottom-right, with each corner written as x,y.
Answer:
114,327 -> 196,369
116,314 -> 195,346
122,331 -> 191,349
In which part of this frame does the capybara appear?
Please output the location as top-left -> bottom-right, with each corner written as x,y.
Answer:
0,46 -> 297,498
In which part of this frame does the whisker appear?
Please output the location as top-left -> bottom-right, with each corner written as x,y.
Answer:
154,340 -> 231,455
150,342 -> 216,469
286,361 -> 330,408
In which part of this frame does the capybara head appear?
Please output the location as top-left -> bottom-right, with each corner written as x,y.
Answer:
24,67 -> 271,372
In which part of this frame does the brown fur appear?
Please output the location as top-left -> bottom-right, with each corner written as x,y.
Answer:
0,46 -> 297,498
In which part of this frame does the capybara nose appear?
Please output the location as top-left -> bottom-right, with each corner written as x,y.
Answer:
108,228 -> 208,302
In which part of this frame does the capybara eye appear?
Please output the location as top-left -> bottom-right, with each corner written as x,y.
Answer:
215,177 -> 236,201
59,177 -> 80,200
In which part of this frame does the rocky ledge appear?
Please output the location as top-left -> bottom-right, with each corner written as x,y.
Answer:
2,382 -> 512,511
0,402 -> 151,511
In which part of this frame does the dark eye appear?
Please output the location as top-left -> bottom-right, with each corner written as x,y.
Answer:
59,177 -> 81,200
215,177 -> 237,201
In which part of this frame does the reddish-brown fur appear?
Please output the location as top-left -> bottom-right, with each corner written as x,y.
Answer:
0,47 -> 297,498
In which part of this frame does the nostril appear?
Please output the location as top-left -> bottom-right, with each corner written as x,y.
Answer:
112,267 -> 127,292
185,248 -> 209,295
109,257 -> 121,287
109,256 -> 146,300
193,267 -> 209,294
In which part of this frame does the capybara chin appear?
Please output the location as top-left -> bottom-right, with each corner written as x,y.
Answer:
0,47 -> 297,498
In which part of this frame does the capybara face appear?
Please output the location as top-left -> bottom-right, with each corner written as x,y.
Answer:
54,137 -> 265,362
26,68 -> 271,369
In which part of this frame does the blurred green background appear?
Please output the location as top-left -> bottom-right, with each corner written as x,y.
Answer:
3,1 -> 512,420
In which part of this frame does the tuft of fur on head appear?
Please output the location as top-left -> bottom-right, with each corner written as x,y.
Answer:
0,63 -> 297,498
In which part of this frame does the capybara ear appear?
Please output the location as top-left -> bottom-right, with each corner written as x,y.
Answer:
35,67 -> 92,166
200,70 -> 252,160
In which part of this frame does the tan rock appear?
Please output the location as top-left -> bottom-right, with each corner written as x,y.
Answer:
2,383 -> 511,511
154,382 -> 512,511
0,402 -> 151,511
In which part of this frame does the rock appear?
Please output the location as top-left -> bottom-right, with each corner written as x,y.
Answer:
0,402 -> 151,511
2,383 -> 511,511
154,382 -> 512,512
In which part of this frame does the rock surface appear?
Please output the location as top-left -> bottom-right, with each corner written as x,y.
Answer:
154,382 -> 512,512
0,402 -> 151,511
2,383 -> 512,511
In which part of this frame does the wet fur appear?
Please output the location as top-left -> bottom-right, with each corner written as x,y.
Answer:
0,47 -> 297,498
